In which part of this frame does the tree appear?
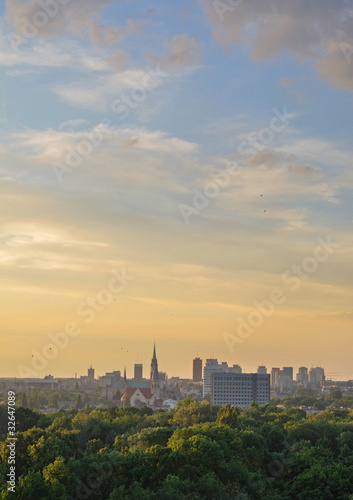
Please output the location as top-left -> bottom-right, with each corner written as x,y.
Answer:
18,392 -> 28,409
327,389 -> 342,402
75,395 -> 83,410
48,394 -> 59,409
16,407 -> 40,433
216,403 -> 240,428
17,471 -> 50,499
122,396 -> 131,408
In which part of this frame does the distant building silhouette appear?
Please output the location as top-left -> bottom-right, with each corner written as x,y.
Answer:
297,366 -> 309,386
88,366 -> 95,380
150,343 -> 160,395
271,368 -> 280,388
282,367 -> 293,380
134,364 -> 143,380
193,357 -> 202,382
257,365 -> 267,374
271,367 -> 293,391
309,367 -> 325,387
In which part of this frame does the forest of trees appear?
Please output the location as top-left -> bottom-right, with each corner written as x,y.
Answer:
1,399 -> 353,499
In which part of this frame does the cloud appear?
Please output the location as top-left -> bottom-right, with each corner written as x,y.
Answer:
202,0 -> 353,91
279,77 -> 294,87
145,34 -> 202,68
107,48 -> 128,70
51,67 -> 170,111
58,118 -> 90,130
5,0 -> 144,47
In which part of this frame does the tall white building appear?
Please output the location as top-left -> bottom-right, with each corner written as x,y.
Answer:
203,359 -> 219,397
212,373 -> 270,409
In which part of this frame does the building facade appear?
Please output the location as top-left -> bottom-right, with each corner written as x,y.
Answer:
203,359 -> 219,397
193,357 -> 202,382
212,372 -> 270,409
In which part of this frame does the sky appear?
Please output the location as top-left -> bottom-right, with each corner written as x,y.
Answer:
0,0 -> 353,381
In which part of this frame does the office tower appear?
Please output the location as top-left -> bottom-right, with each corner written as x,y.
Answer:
203,359 -> 219,397
257,365 -> 267,374
193,357 -> 202,382
296,367 -> 309,386
309,367 -> 325,387
87,366 -> 94,380
282,367 -> 293,381
271,368 -> 280,388
275,370 -> 293,391
212,372 -> 270,408
134,364 -> 143,380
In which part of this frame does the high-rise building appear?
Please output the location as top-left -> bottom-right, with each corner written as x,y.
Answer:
88,366 -> 95,380
203,359 -> 219,397
282,367 -> 293,381
296,367 -> 309,386
309,367 -> 325,387
275,370 -> 292,392
271,368 -> 280,388
212,372 -> 270,408
134,364 -> 143,380
257,366 -> 267,374
193,358 -> 202,382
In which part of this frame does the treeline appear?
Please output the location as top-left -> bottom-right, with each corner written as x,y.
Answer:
1,399 -> 353,499
271,387 -> 353,411
0,388 -> 107,412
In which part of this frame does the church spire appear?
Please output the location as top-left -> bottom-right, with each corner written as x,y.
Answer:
124,366 -> 127,382
150,343 -> 159,384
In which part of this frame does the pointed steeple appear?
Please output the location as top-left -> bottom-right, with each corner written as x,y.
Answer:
124,367 -> 127,382
150,343 -> 160,386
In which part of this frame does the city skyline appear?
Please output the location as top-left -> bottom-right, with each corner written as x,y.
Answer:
7,350 -> 338,383
0,1 -> 352,380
